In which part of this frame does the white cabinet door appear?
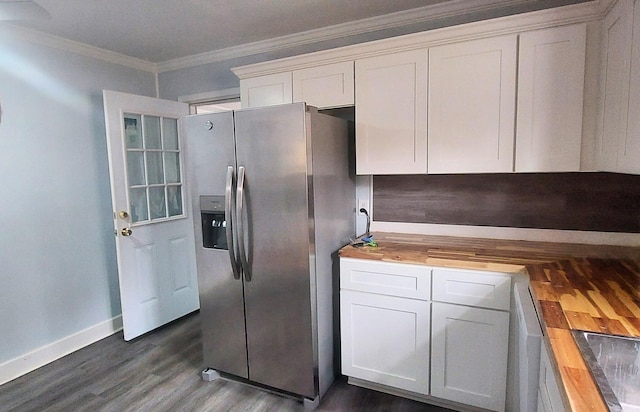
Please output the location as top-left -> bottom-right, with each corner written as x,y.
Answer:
293,61 -> 354,109
621,0 -> 640,174
516,24 -> 586,172
428,35 -> 517,173
431,302 -> 510,411
355,50 -> 427,175
598,0 -> 634,171
240,72 -> 293,108
340,290 -> 430,395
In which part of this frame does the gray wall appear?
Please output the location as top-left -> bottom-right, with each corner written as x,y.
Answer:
0,32 -> 156,364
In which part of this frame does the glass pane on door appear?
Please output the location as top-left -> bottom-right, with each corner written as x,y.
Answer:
126,151 -> 145,186
123,113 -> 184,224
146,152 -> 164,184
129,187 -> 149,222
163,118 -> 179,150
149,186 -> 166,219
144,116 -> 162,149
167,185 -> 183,217
164,152 -> 180,183
124,115 -> 142,149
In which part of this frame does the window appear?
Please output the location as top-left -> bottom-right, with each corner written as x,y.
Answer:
192,98 -> 240,114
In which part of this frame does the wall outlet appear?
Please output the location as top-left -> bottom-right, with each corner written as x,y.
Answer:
358,199 -> 369,215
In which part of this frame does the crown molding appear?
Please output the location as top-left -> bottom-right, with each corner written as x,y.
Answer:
1,24 -> 156,73
596,0 -> 621,14
156,0 -> 545,73
232,0 -> 606,79
1,0 -> 615,76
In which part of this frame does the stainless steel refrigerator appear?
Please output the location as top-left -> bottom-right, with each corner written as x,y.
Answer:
185,103 -> 355,405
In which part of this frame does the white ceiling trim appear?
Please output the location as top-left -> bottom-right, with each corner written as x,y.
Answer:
2,0 -> 614,75
1,23 -> 155,72
155,0 -> 539,73
232,0 -> 604,78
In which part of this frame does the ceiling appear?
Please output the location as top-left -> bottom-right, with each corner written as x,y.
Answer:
4,0 -> 593,64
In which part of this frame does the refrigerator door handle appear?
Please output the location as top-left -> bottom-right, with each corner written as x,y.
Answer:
236,166 -> 251,281
225,166 -> 241,280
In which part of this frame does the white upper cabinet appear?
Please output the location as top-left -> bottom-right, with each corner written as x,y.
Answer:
597,0 -> 635,172
428,35 -> 517,174
240,72 -> 293,109
240,62 -> 353,110
293,61 -> 354,109
232,1 -> 630,174
355,50 -> 428,175
620,0 -> 640,174
516,24 -> 587,172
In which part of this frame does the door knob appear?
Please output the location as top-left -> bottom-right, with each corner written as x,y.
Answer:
121,227 -> 133,236
119,211 -> 129,219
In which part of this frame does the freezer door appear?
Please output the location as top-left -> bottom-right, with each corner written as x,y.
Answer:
185,112 -> 248,378
234,103 -> 316,398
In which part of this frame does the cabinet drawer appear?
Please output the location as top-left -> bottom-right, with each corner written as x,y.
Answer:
340,258 -> 431,300
432,268 -> 511,310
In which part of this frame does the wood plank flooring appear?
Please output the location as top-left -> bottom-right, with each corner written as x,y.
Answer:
0,312 -> 451,412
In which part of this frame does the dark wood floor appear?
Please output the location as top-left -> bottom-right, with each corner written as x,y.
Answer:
0,312 -> 452,412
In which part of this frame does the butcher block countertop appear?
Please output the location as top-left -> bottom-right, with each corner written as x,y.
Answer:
339,232 -> 640,412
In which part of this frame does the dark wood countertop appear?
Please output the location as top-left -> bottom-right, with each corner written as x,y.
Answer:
339,232 -> 640,411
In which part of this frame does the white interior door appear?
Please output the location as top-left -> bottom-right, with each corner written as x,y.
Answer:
103,90 -> 199,341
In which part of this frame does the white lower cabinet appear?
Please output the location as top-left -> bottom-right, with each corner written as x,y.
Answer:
537,343 -> 566,412
430,268 -> 511,411
340,290 -> 431,394
431,302 -> 510,411
340,258 -> 512,411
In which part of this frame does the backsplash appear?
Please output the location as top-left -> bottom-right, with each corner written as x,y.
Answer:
373,173 -> 640,233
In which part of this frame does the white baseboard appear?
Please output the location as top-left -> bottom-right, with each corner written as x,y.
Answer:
0,315 -> 123,386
